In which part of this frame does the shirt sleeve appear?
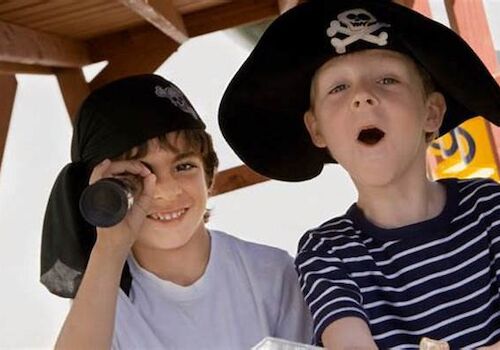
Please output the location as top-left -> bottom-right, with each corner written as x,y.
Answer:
295,230 -> 369,345
274,254 -> 314,344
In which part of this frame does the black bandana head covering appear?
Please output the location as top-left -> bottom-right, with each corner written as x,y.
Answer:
218,0 -> 500,181
41,74 -> 205,298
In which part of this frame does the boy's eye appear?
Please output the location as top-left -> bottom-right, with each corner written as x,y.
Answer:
379,77 -> 397,85
175,162 -> 197,172
328,84 -> 348,94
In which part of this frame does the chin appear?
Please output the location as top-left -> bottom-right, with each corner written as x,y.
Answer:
350,166 -> 399,189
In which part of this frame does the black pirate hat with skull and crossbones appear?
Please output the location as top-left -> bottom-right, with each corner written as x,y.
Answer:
218,0 -> 500,182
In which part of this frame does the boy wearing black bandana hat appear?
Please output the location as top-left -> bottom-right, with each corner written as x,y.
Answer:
41,74 -> 312,349
218,0 -> 500,348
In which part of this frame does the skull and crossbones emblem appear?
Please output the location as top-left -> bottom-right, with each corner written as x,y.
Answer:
155,85 -> 198,118
326,9 -> 390,54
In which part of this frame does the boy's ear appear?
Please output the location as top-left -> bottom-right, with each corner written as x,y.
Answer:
424,91 -> 446,134
304,110 -> 327,148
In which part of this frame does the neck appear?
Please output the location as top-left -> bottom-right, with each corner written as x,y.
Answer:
132,226 -> 211,286
355,175 -> 446,229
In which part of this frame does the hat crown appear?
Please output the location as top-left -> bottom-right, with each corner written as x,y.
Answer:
72,74 -> 205,166
218,0 -> 500,181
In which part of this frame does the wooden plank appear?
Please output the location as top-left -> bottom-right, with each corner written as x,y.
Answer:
277,0 -> 299,14
0,75 -> 17,172
444,0 -> 497,73
0,1 -> 145,40
118,0 -> 188,43
174,0 -> 229,15
87,25 -> 174,62
184,0 -> 278,37
0,20 -> 91,67
88,26 -> 179,89
212,165 -> 269,196
55,68 -> 90,123
0,62 -> 53,75
45,7 -> 145,40
88,0 -> 278,59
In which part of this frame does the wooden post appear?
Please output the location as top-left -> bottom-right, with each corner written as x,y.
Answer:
444,0 -> 500,173
0,74 -> 17,172
55,68 -> 90,123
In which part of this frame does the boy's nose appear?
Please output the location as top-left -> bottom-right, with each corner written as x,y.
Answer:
353,95 -> 377,108
352,90 -> 378,109
153,175 -> 183,200
353,97 -> 376,108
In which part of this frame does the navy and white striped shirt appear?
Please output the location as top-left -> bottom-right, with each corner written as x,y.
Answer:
295,178 -> 500,348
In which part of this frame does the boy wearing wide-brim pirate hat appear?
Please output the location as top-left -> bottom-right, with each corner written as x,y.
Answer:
41,74 -> 312,349
219,0 -> 500,348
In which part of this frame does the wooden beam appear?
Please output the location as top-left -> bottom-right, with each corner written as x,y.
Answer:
117,0 -> 188,43
55,68 -> 90,123
88,0 -> 278,65
0,62 -> 53,75
212,165 -> 269,196
0,75 -> 17,172
277,0 -> 300,14
444,0 -> 497,73
87,27 -> 179,89
0,20 -> 91,68
185,0 -> 278,37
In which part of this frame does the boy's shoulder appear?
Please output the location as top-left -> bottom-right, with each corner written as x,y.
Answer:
450,177 -> 500,214
297,210 -> 358,253
451,177 -> 499,194
210,229 -> 293,266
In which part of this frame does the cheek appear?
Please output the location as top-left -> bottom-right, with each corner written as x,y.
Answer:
181,175 -> 209,201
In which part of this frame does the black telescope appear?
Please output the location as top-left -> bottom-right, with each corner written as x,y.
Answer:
79,178 -> 134,227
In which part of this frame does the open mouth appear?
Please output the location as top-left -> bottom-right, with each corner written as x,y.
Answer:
147,208 -> 188,222
357,127 -> 385,146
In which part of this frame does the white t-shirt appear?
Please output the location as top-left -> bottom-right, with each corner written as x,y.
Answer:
112,230 -> 313,349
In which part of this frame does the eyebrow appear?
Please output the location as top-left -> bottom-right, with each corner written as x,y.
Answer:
139,151 -> 199,172
173,151 -> 198,162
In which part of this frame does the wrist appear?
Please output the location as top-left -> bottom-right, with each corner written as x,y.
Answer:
93,235 -> 131,262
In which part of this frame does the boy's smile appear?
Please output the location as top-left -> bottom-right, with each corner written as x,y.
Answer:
305,49 -> 445,187
147,208 -> 188,222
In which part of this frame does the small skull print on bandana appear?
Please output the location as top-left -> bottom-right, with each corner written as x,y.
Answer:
155,85 -> 198,118
327,8 -> 390,54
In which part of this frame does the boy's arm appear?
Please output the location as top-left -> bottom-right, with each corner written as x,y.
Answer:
322,317 -> 377,350
55,159 -> 155,350
55,240 -> 128,350
295,229 -> 374,348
